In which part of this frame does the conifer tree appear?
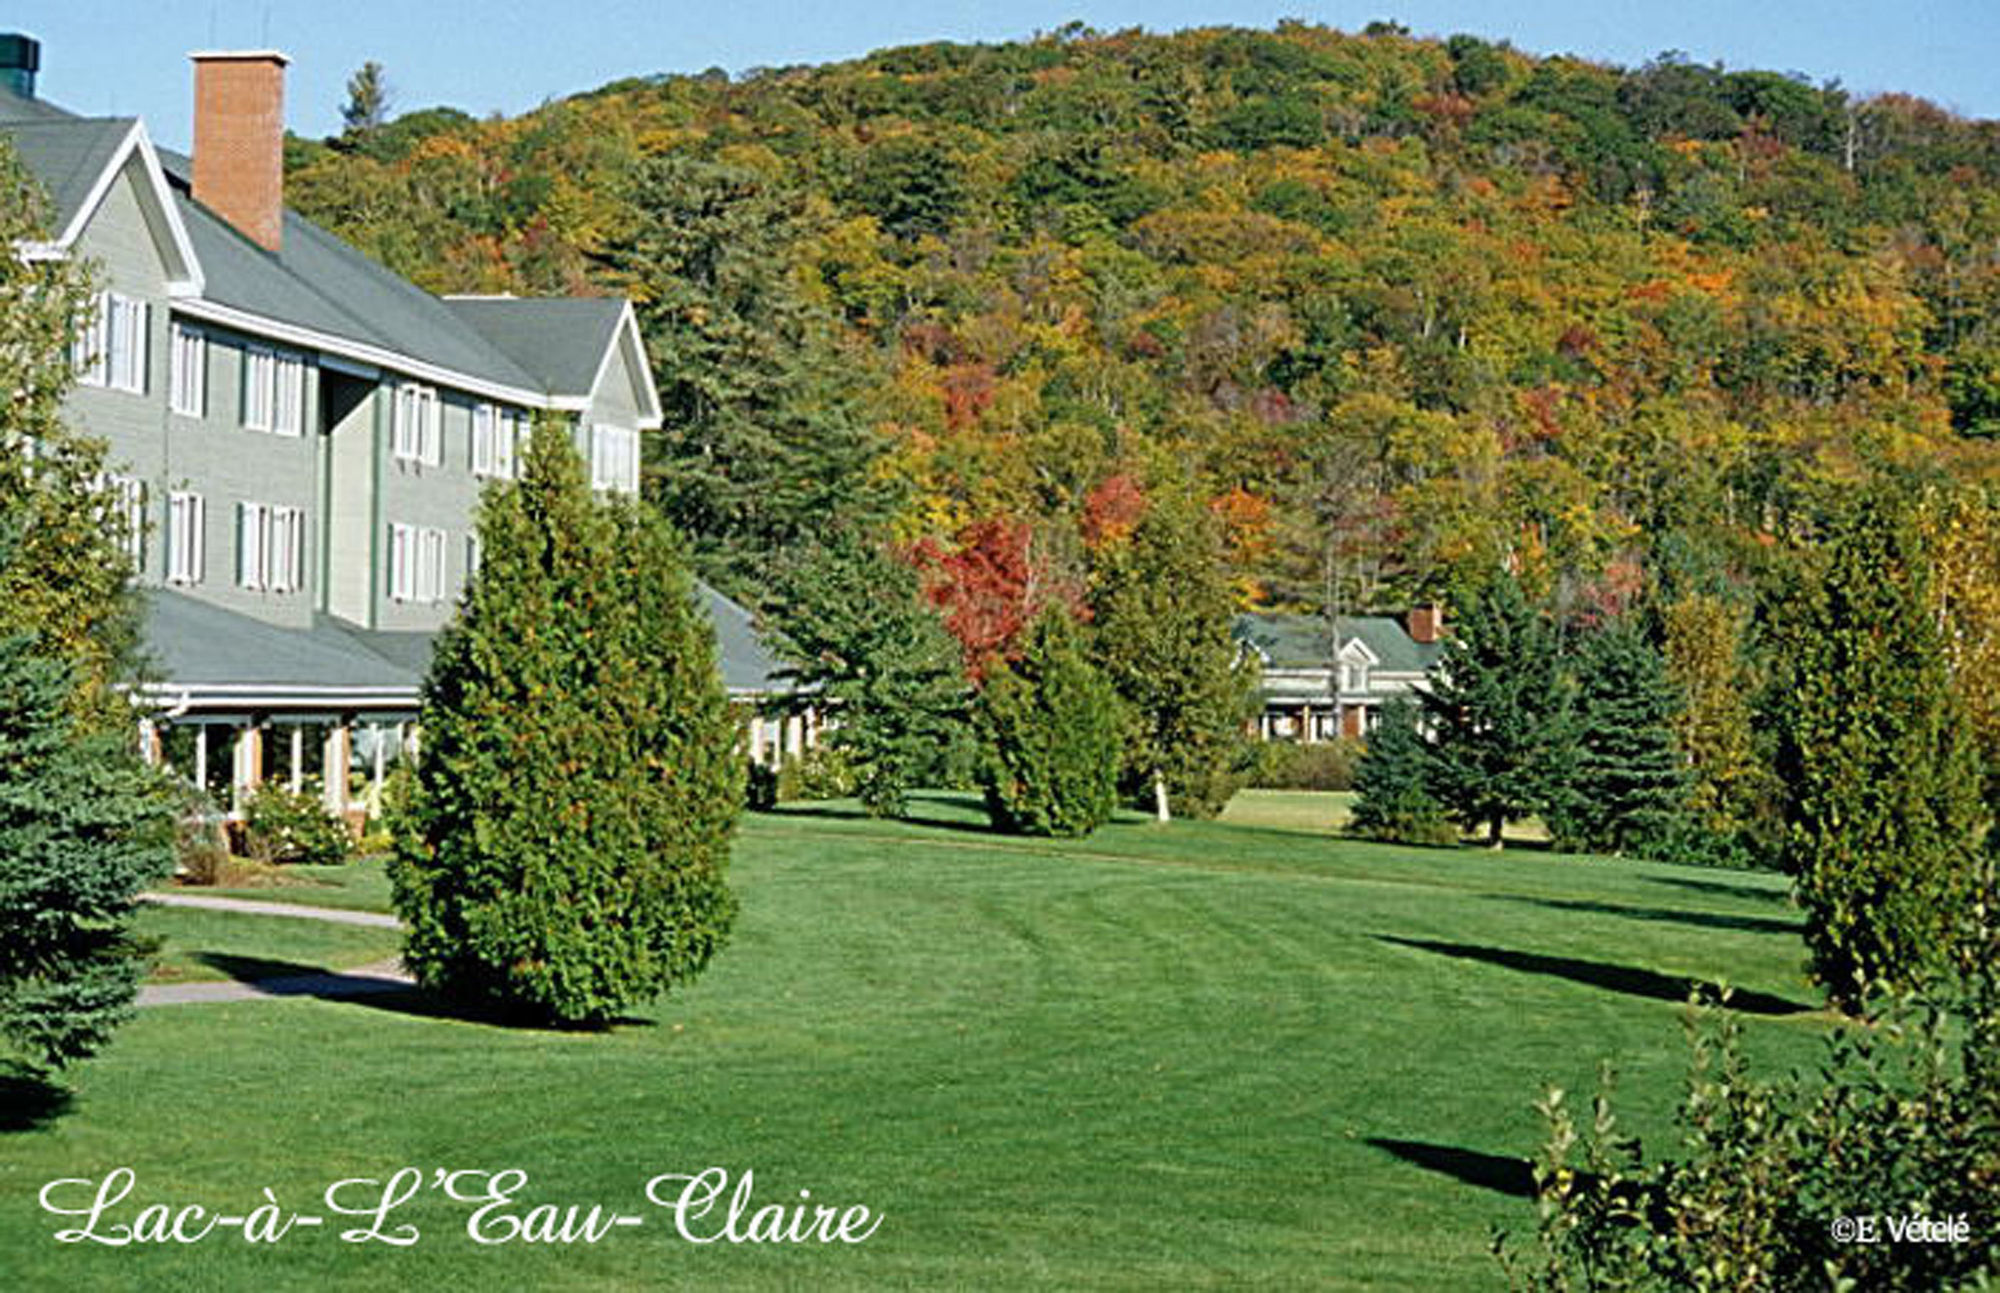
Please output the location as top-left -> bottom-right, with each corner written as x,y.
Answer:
1548,615 -> 1693,859
1773,485 -> 1988,1011
391,423 -> 741,1025
1348,696 -> 1455,844
1421,573 -> 1574,849
976,611 -> 1121,837
769,534 -> 971,818
0,631 -> 175,1071
1092,495 -> 1256,822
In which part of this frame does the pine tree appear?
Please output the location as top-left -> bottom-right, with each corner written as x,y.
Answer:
768,534 -> 971,818
390,423 -> 742,1025
1348,696 -> 1456,845
0,630 -> 175,1071
1421,573 -> 1574,849
1092,495 -> 1257,821
977,611 -> 1122,837
1773,485 -> 1989,1011
1549,616 -> 1693,859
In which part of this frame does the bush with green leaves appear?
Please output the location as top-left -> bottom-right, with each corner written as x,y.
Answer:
243,779 -> 352,866
1348,698 -> 1457,845
1249,738 -> 1363,791
390,423 -> 742,1026
976,611 -> 1122,837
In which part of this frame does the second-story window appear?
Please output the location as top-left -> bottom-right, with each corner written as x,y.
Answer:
590,423 -> 640,495
388,522 -> 448,604
167,491 -> 205,585
95,474 -> 146,567
237,502 -> 305,593
392,383 -> 441,467
74,291 -> 148,393
243,344 -> 306,435
471,404 -> 523,480
169,323 -> 207,417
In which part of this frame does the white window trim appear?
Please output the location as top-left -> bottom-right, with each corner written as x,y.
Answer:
74,291 -> 147,393
167,491 -> 205,585
243,343 -> 306,435
393,382 -> 442,467
170,322 -> 206,417
590,423 -> 640,495
388,522 -> 448,604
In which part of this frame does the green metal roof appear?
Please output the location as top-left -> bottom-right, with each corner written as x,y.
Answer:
1233,612 -> 1444,675
445,297 -> 627,396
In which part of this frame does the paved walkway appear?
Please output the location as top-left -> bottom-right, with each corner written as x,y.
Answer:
138,890 -> 412,1007
142,891 -> 401,928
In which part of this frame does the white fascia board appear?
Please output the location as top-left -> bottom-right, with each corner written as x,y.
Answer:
53,122 -> 205,297
585,300 -> 664,429
1337,637 -> 1381,666
131,680 -> 422,710
173,297 -> 557,410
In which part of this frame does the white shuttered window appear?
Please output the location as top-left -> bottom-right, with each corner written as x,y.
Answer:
167,492 -> 205,585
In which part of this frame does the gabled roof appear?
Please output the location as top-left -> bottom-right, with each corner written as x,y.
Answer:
1233,612 -> 1444,675
4,115 -> 127,231
447,296 -> 664,427
3,112 -> 203,293
702,584 -> 788,697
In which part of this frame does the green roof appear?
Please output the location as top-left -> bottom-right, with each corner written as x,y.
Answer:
445,297 -> 627,396
1233,612 -> 1444,674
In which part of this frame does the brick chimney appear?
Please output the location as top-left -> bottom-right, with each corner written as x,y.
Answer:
191,50 -> 288,252
1407,603 -> 1444,644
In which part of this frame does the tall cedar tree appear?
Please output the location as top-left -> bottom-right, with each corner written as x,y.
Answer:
0,141 -> 172,1075
1547,615 -> 1693,859
977,610 -> 1122,837
769,535 -> 970,817
1092,496 -> 1255,821
1421,573 -> 1574,849
1772,486 -> 1988,1011
604,155 -> 891,598
1348,696 -> 1456,844
391,423 -> 741,1025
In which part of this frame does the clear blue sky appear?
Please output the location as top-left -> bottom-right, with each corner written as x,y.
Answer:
12,1 -> 1997,152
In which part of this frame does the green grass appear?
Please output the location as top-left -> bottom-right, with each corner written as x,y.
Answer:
7,793 -> 1819,1290
135,906 -> 403,985
179,855 -> 395,913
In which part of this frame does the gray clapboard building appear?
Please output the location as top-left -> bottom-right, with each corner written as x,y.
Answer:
0,38 -> 801,817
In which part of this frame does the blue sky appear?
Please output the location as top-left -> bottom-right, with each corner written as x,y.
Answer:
12,2 -> 1997,152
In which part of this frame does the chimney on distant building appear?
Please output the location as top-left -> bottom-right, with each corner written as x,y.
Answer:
191,50 -> 288,252
0,34 -> 40,99
1407,603 -> 1444,644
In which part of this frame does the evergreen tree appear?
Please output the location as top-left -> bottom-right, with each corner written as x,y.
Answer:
768,534 -> 971,818
0,630 -> 175,1071
1548,615 -> 1694,859
1348,696 -> 1456,845
1772,485 -> 1989,1011
1421,573 -> 1574,849
1092,495 -> 1257,822
977,611 -> 1122,837
604,155 -> 893,597
391,423 -> 741,1025
340,61 -> 392,136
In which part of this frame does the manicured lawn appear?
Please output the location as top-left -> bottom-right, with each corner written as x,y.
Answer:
135,906 -> 403,985
7,794 -> 1819,1289
182,855 -> 396,914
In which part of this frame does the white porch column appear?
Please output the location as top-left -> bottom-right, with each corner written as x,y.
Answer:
289,725 -> 305,794
193,725 -> 208,791
323,725 -> 351,815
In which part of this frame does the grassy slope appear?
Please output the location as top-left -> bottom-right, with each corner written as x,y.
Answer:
136,907 -> 403,985
8,796 -> 1819,1290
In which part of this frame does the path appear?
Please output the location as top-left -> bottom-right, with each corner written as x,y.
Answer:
137,890 -> 411,1007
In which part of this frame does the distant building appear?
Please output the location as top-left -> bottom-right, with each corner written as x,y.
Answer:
1233,607 -> 1446,741
0,36 -> 798,818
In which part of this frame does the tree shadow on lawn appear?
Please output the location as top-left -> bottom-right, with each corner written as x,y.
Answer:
1375,936 -> 1814,1016
1646,874 -> 1793,906
764,792 -> 1003,837
197,954 -> 656,1031
0,1062 -> 73,1133
1364,1138 -> 1536,1199
1493,895 -> 1802,937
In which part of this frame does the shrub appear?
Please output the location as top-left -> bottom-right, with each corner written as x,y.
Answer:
1250,738 -> 1363,791
391,423 -> 741,1026
776,743 -> 858,803
1348,698 -> 1457,845
977,611 -> 1122,837
243,780 -> 352,866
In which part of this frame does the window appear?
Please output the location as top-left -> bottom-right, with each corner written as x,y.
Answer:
466,533 -> 482,580
167,491 -> 205,585
590,423 -> 640,494
392,382 -> 441,466
388,523 -> 447,604
169,323 -> 207,417
243,344 -> 306,435
96,474 -> 146,566
73,291 -> 148,393
472,405 -> 522,479
236,502 -> 305,593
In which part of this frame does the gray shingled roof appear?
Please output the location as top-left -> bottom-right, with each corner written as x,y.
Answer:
1,115 -> 131,234
143,590 -> 422,694
446,297 -> 627,396
1233,612 -> 1444,675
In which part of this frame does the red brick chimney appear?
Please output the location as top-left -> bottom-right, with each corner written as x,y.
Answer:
1407,603 -> 1445,644
191,51 -> 288,252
